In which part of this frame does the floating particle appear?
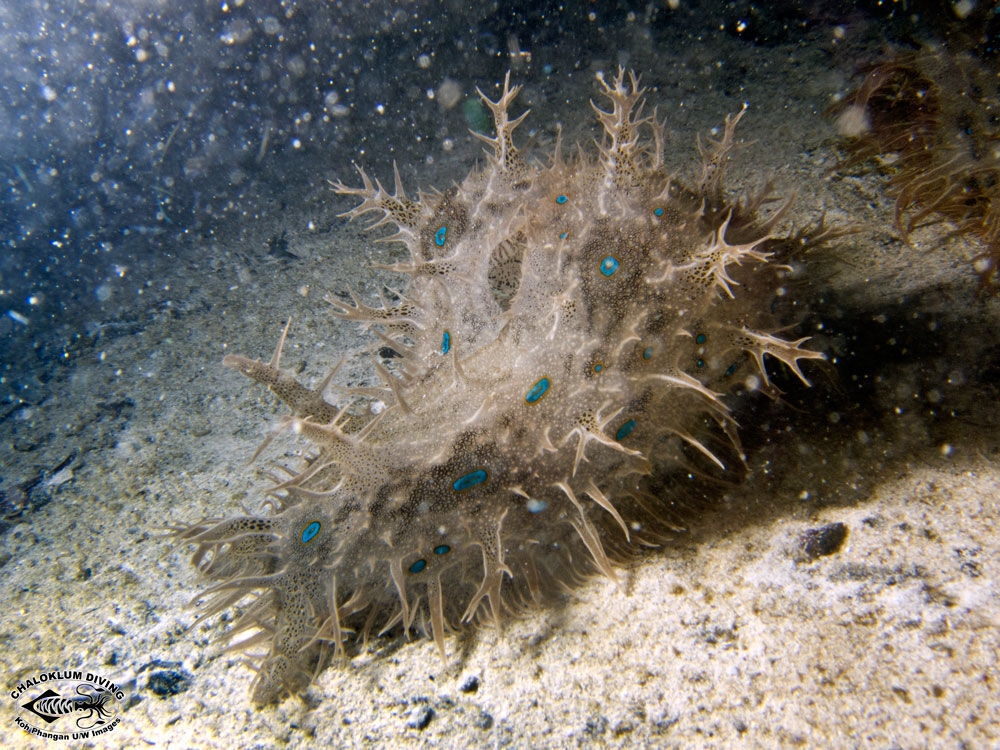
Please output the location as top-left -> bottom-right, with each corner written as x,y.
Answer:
437,78 -> 463,110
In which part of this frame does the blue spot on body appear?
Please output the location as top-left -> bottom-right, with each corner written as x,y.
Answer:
525,377 -> 550,404
434,226 -> 447,246
526,498 -> 548,514
301,521 -> 321,544
409,559 -> 427,574
653,207 -> 664,217
616,419 -> 637,440
696,358 -> 705,368
453,469 -> 488,492
593,362 -> 603,373
559,231 -> 569,240
642,346 -> 653,360
556,194 -> 568,204
600,255 -> 619,277
724,361 -> 740,377
433,544 -> 451,555
696,333 -> 707,345
442,330 -> 451,355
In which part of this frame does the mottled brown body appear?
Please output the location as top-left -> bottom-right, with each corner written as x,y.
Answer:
176,69 -> 827,705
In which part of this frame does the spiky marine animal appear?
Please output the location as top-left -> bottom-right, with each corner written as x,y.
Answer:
176,69 -> 829,706
829,50 -> 1000,291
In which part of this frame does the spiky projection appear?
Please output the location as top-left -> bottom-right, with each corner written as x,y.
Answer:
830,50 -> 1000,290
175,69 -> 828,706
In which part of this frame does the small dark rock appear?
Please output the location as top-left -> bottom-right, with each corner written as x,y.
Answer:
408,705 -> 434,730
475,710 -> 494,730
799,522 -> 848,560
147,669 -> 193,697
460,675 -> 480,693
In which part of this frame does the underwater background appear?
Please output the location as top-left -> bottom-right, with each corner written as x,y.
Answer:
2,1 -> 998,747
